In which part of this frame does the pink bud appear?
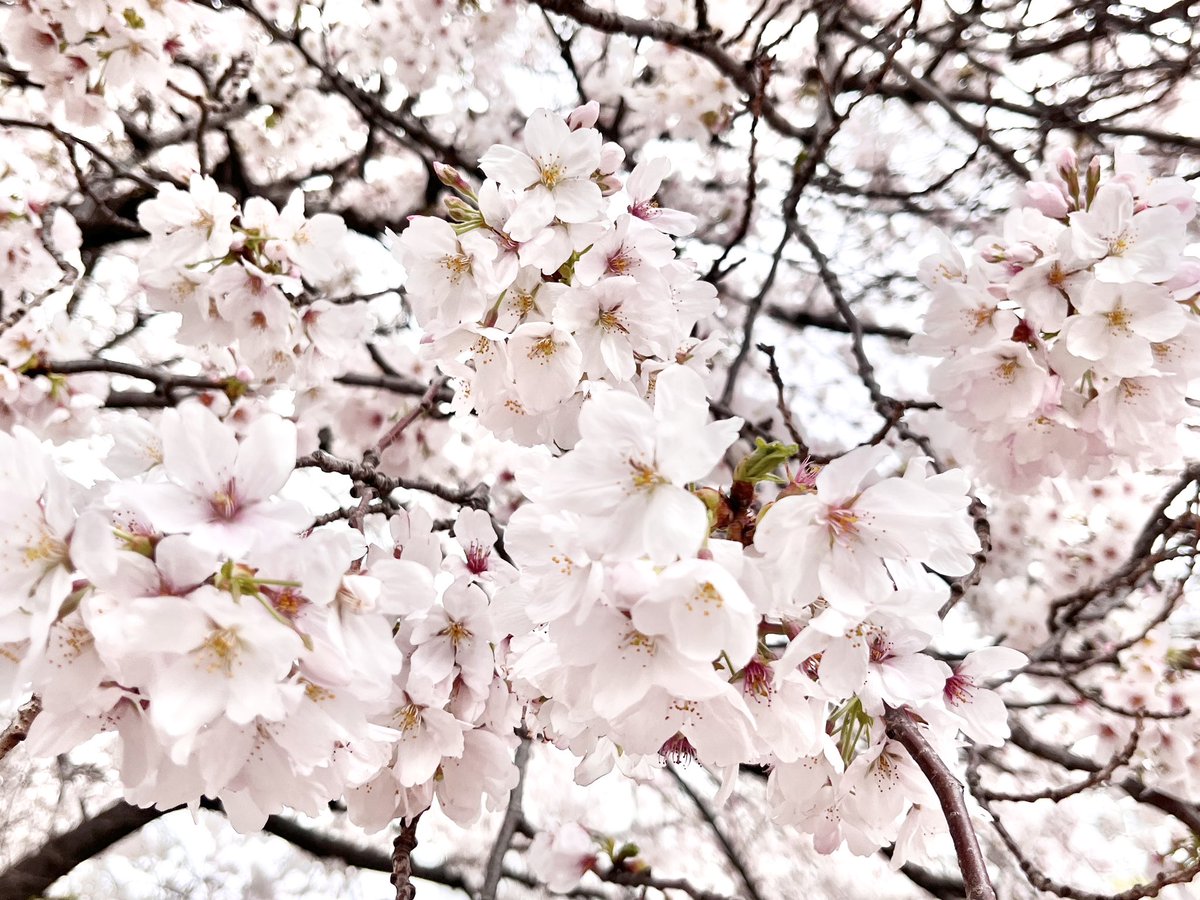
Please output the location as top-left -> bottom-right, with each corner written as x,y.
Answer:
1023,181 -> 1070,218
567,100 -> 600,130
1051,146 -> 1078,176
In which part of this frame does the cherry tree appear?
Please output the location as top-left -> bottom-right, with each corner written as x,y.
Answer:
1,2 -> 1200,899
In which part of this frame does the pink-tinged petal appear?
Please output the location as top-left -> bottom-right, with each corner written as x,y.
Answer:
155,534 -> 219,591
649,208 -> 697,236
442,579 -> 490,621
663,417 -> 742,484
505,186 -> 557,242
578,389 -> 654,449
233,415 -> 297,502
162,405 -> 237,495
372,559 -> 437,616
652,364 -> 708,423
1134,299 -> 1186,342
151,658 -> 229,736
628,157 -> 670,201
1064,314 -> 1111,361
957,688 -> 1011,746
523,109 -> 569,160
600,331 -> 636,382
754,494 -> 822,556
819,542 -> 892,617
551,178 -> 603,224
398,216 -> 459,258
818,636 -> 869,697
479,145 -> 540,190
123,482 -> 213,534
188,500 -> 309,555
877,655 -> 949,706
409,637 -> 457,688
959,646 -> 1027,679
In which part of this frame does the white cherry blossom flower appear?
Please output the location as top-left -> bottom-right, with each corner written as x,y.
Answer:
116,405 -> 310,557
524,366 -> 741,564
1070,182 -> 1187,283
938,646 -> 1026,746
479,109 -> 604,242
1063,281 -> 1185,376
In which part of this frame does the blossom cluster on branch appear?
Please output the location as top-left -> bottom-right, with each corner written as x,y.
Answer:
916,151 -> 1199,490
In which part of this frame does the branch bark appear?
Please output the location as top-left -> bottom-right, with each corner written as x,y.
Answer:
480,737 -> 531,900
884,707 -> 997,900
391,812 -> 424,900
0,696 -> 41,763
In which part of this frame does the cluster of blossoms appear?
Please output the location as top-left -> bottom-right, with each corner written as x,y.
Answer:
2,403 -> 523,832
482,363 -> 1022,873
395,103 -> 718,447
1,1 -> 191,126
397,109 -> 1028,866
915,151 -> 1199,490
137,175 -> 369,386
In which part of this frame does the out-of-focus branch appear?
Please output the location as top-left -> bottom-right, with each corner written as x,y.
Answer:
526,0 -> 805,142
0,801 -> 164,899
1007,722 -> 1200,835
0,798 -> 477,899
667,765 -> 765,900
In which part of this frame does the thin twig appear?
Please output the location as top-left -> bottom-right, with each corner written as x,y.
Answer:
480,737 -> 532,900
667,765 -> 765,900
0,696 -> 42,763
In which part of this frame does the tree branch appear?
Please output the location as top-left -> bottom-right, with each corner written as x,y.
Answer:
884,707 -> 997,900
480,737 -> 531,900
0,696 -> 41,763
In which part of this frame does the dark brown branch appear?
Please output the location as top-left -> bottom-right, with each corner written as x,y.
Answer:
976,724 -> 1140,804
600,866 -> 741,900
766,304 -> 915,341
1007,723 -> 1200,835
0,797 -> 477,899
756,343 -> 807,454
526,0 -> 805,141
0,696 -> 41,763
0,801 -> 165,899
296,449 -> 491,510
884,707 -> 997,900
391,812 -> 424,900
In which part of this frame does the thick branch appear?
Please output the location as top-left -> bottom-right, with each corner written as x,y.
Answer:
884,707 -> 997,900
0,799 -> 474,899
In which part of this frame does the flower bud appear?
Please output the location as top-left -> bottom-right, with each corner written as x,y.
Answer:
567,100 -> 600,130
